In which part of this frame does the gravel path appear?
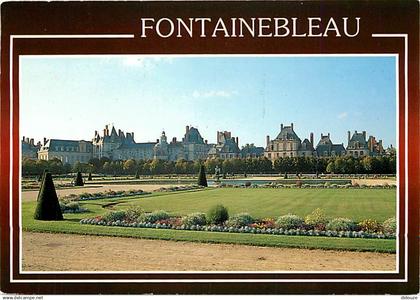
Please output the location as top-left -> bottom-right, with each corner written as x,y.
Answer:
22,232 -> 396,272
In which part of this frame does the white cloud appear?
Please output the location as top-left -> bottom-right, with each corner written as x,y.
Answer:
192,90 -> 238,99
337,112 -> 348,120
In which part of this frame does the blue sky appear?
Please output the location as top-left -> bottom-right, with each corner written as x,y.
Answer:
20,55 -> 396,148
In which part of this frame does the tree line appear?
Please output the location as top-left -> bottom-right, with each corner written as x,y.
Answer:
22,154 -> 396,177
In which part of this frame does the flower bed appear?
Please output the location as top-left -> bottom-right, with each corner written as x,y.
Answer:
79,217 -> 395,239
217,182 -> 397,189
79,208 -> 396,240
153,185 -> 203,193
59,189 -> 150,202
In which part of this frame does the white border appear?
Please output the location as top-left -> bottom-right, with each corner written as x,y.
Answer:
9,34 -> 408,283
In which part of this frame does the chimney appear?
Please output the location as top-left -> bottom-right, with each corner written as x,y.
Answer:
103,129 -> 107,136
281,123 -> 283,131
186,125 -> 190,134
105,125 -> 109,136
217,131 -> 220,144
22,136 -> 25,142
348,131 -> 351,144
156,139 -> 159,143
118,129 -> 122,136
291,123 -> 294,130
354,130 -> 357,134
205,139 -> 208,144
95,130 -> 98,136
266,135 -> 270,146
310,133 -> 314,145
43,137 -> 47,145
235,137 -> 239,145
362,131 -> 366,140
30,138 -> 34,145
328,133 -> 330,138
172,137 -> 177,143
131,132 -> 134,140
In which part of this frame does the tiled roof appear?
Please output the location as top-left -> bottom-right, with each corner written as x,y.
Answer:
275,126 -> 301,141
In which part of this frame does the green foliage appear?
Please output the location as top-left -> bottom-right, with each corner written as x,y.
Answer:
138,210 -> 169,223
34,172 -> 63,220
197,165 -> 208,187
227,213 -> 254,227
87,173 -> 92,181
382,217 -> 396,234
326,217 -> 357,231
276,214 -> 304,230
305,208 -> 328,230
102,211 -> 127,222
74,172 -> 84,186
358,219 -> 382,233
207,204 -> 229,224
125,206 -> 145,223
182,212 -> 207,226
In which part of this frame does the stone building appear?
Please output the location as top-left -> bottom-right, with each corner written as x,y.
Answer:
208,131 -> 241,159
264,123 -> 315,161
315,133 -> 346,157
92,125 -> 155,160
346,131 -> 370,158
21,136 -> 41,159
240,144 -> 265,158
38,138 -> 93,165
367,135 -> 385,156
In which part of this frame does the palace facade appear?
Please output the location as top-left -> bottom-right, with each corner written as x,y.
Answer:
31,122 -> 389,165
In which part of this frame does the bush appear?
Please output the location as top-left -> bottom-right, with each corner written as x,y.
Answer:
74,172 -> 84,186
34,172 -> 63,220
227,213 -> 254,227
197,165 -> 208,187
125,206 -> 144,223
326,218 -> 357,231
139,210 -> 170,223
182,213 -> 207,226
244,181 -> 251,187
382,217 -> 396,234
207,204 -> 229,224
102,210 -> 126,222
276,214 -> 304,230
358,219 -> 382,233
304,208 -> 327,230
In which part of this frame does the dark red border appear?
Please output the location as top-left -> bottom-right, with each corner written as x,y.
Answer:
1,0 -> 418,294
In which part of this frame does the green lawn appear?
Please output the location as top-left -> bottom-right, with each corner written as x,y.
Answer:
22,187 -> 396,253
115,187 -> 396,221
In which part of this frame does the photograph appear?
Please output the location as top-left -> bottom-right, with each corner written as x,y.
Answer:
20,55 -> 397,272
1,0 -> 418,296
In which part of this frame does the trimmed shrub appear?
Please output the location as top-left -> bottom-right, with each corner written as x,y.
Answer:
227,213 -> 254,227
358,219 -> 382,233
382,217 -> 396,234
138,210 -> 169,223
102,210 -> 127,222
125,206 -> 144,223
182,213 -> 207,226
207,204 -> 229,225
34,172 -> 63,220
276,214 -> 304,230
244,181 -> 251,187
304,208 -> 327,230
87,173 -> 92,181
74,172 -> 84,186
326,218 -> 357,231
135,170 -> 140,179
197,165 -> 208,187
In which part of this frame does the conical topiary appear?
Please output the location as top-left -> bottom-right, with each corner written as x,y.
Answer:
34,172 -> 63,220
135,169 -> 140,179
37,169 -> 48,202
87,172 -> 92,181
197,165 -> 208,187
74,171 -> 84,186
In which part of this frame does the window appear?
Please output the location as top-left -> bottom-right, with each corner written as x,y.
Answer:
360,151 -> 363,156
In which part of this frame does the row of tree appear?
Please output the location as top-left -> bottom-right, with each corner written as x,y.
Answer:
23,154 -> 396,177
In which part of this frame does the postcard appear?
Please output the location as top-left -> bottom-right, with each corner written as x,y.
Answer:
1,0 -> 418,295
